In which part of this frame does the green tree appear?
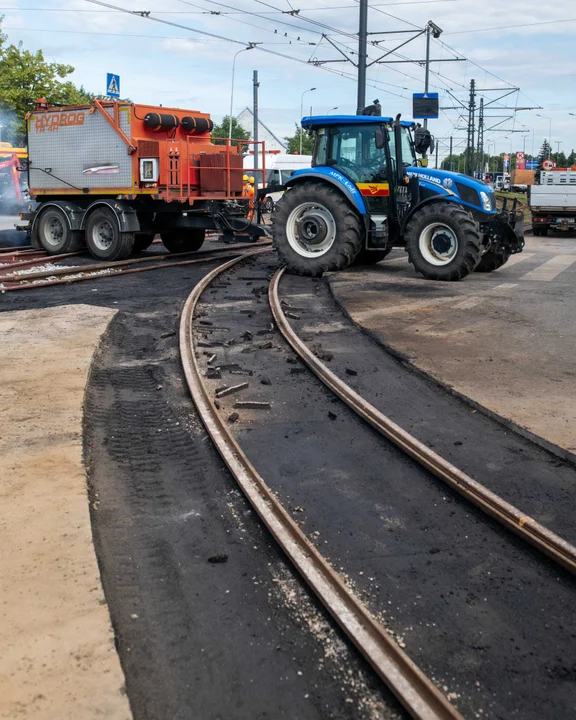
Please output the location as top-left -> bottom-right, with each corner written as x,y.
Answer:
284,123 -> 314,155
0,19 -> 98,144
211,115 -> 251,146
567,150 -> 576,167
537,140 -> 551,168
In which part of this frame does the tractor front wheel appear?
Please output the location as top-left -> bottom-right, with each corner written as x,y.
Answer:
272,182 -> 363,276
405,203 -> 481,281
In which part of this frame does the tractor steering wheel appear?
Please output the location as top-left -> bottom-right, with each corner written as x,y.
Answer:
337,157 -> 364,182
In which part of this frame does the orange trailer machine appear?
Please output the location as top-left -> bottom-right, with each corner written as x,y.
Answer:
23,100 -> 266,259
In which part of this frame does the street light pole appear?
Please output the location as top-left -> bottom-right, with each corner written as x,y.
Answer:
536,114 -> 552,159
229,45 -> 255,141
300,87 -> 316,154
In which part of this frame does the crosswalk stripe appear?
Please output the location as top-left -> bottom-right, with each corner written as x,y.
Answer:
520,255 -> 576,281
502,252 -> 535,267
453,296 -> 484,309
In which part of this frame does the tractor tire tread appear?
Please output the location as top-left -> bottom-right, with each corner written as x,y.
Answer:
405,203 -> 481,281
272,181 -> 363,276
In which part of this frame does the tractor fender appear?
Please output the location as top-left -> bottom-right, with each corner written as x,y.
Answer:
286,168 -> 367,215
400,194 -> 464,234
83,198 -> 141,233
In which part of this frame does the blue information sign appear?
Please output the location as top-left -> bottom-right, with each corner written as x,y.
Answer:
106,73 -> 120,98
412,93 -> 439,119
525,159 -> 538,170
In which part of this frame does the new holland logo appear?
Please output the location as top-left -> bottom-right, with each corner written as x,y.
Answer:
357,183 -> 390,197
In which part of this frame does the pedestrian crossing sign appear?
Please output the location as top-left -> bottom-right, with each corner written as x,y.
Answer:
106,73 -> 120,98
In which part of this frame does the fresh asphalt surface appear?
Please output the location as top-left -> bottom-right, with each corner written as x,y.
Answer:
1,250 -> 403,720
3,239 -> 575,719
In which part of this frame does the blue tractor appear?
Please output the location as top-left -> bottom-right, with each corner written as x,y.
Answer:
271,114 -> 524,280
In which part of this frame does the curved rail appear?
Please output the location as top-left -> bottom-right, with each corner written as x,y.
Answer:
179,249 -> 463,720
1,242 -> 272,292
269,267 -> 576,576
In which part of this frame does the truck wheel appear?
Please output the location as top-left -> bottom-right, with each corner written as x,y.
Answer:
85,207 -> 135,261
272,182 -> 362,276
35,206 -> 83,255
474,249 -> 511,273
404,203 -> 481,281
133,233 -> 156,252
265,197 -> 274,213
161,229 -> 205,253
532,225 -> 548,237
353,247 -> 393,266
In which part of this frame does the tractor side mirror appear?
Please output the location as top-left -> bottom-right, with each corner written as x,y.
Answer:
429,136 -> 435,155
418,158 -> 429,168
374,126 -> 387,149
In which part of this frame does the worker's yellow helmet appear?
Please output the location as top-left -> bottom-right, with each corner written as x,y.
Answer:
249,176 -> 255,183
243,174 -> 249,181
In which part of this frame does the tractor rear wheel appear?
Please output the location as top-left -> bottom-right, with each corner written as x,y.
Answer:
405,203 -> 481,281
35,206 -> 84,255
161,229 -> 205,254
474,248 -> 511,273
272,181 -> 363,276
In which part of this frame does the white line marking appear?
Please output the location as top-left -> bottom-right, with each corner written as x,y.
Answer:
453,296 -> 485,309
503,253 -> 535,267
488,283 -> 517,292
520,255 -> 576,281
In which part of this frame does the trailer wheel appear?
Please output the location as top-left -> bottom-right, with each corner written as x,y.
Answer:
532,225 -> 547,237
405,203 -> 481,281
272,181 -> 363,276
35,206 -> 83,255
264,197 -> 274,213
161,229 -> 205,254
85,207 -> 135,261
352,247 -> 393,266
133,233 -> 156,252
474,249 -> 511,273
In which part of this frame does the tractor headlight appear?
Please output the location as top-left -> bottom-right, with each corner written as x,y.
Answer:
479,191 -> 492,212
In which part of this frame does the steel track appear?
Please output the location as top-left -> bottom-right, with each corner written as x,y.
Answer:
269,267 -> 576,575
179,249 -> 463,720
0,242 -> 271,292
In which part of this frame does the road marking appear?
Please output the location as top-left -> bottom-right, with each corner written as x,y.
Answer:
453,296 -> 485,309
520,255 -> 576,281
490,282 -> 517,291
355,295 -> 456,320
502,252 -> 535,267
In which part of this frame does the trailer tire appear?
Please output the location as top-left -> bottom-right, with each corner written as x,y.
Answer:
353,247 -> 393,266
35,206 -> 84,255
161,229 -> 205,253
532,225 -> 547,237
133,233 -> 156,252
85,207 -> 135,261
474,249 -> 511,272
405,203 -> 481,281
272,181 -> 363,276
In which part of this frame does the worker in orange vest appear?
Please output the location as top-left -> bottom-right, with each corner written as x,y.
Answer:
245,175 -> 255,220
242,174 -> 251,198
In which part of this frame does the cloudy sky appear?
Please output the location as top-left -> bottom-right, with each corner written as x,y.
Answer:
2,0 -> 574,162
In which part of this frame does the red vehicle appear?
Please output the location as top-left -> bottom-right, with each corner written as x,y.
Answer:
22,100 -> 266,259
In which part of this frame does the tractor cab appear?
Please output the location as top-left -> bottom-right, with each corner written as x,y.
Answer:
271,114 -> 524,281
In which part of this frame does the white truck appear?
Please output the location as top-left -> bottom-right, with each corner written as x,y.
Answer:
530,170 -> 576,235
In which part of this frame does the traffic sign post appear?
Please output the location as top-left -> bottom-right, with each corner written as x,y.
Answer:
516,151 -> 525,170
412,93 -> 439,120
106,73 -> 120,98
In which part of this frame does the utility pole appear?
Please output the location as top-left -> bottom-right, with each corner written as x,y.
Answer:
476,97 -> 484,178
356,0 -> 368,114
253,70 -> 259,173
465,79 -> 476,176
449,136 -> 453,171
434,139 -> 439,169
424,24 -> 431,131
